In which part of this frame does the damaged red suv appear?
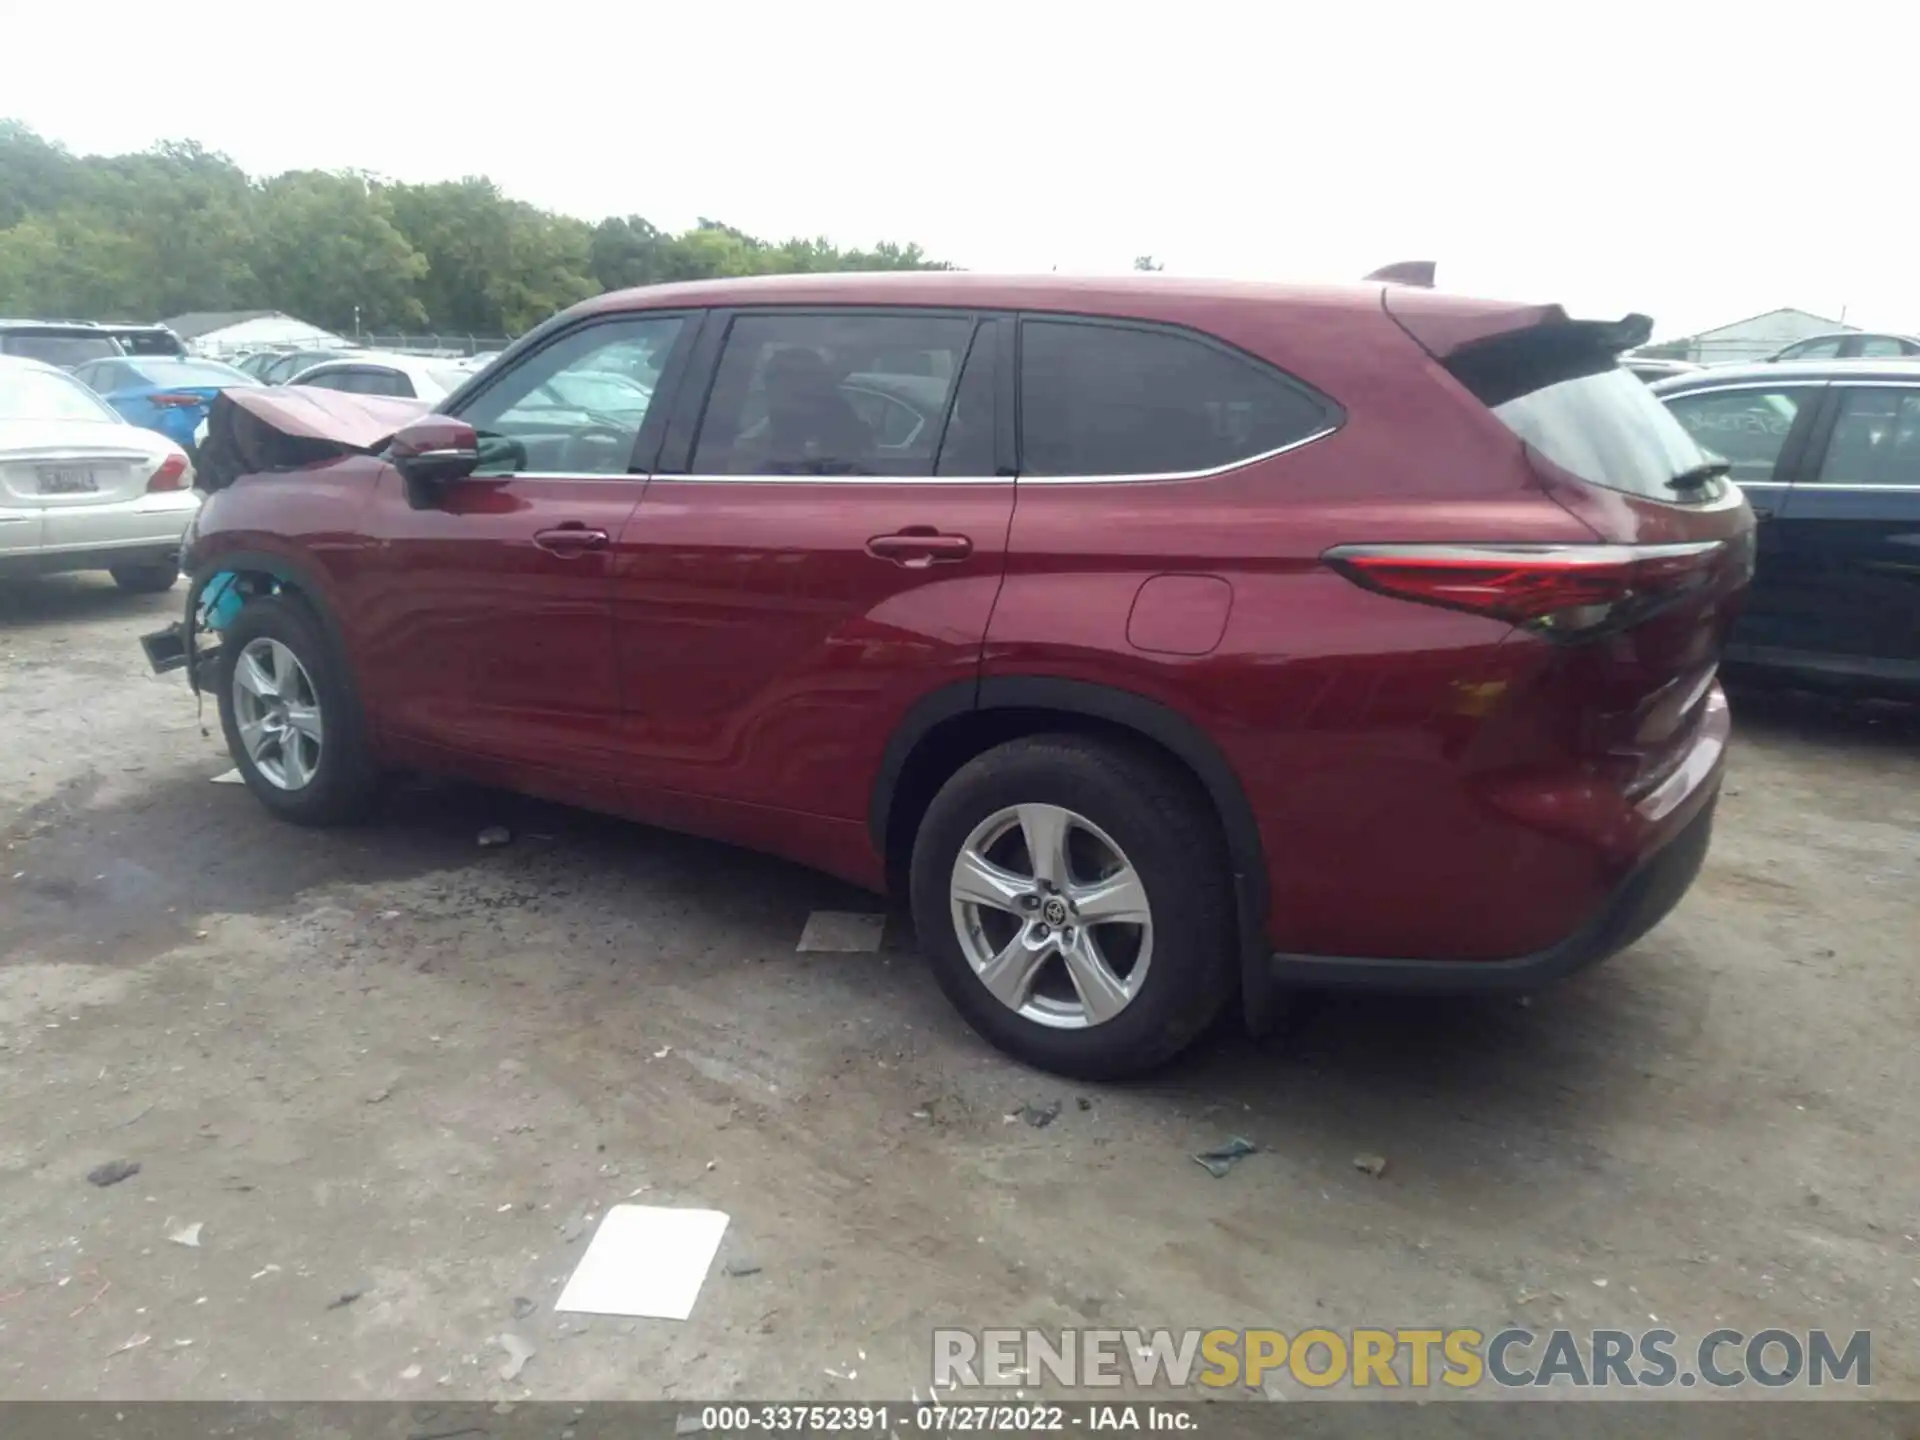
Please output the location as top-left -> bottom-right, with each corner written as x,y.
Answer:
145,274 -> 1752,1077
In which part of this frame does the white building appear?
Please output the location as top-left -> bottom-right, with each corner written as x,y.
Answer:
164,310 -> 346,357
1654,308 -> 1856,365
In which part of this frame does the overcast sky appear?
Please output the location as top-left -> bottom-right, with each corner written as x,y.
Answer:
9,1 -> 1914,340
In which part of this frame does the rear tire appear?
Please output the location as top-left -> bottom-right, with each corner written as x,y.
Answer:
910,735 -> 1236,1079
110,561 -> 179,594
215,594 -> 379,825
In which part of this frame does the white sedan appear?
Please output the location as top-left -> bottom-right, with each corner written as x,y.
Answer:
0,355 -> 198,592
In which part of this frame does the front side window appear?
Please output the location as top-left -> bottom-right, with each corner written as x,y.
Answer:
1813,388 -> 1920,487
691,311 -> 976,477
1017,319 -> 1332,477
1662,387 -> 1816,484
458,315 -> 683,475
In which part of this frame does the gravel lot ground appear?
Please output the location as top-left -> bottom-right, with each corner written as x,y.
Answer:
1,574 -> 1915,1423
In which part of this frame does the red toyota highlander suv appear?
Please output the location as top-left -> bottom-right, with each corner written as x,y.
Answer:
145,274 -> 1753,1077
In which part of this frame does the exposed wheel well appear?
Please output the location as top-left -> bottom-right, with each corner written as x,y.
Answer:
881,706 -> 1229,895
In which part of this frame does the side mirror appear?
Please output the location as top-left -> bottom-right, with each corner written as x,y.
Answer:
389,415 -> 480,485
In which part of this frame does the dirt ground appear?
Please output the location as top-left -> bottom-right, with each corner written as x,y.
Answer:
1,573 -> 1916,1415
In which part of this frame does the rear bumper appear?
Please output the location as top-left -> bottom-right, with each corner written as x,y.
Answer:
1266,789 -> 1717,993
0,541 -> 180,578
1263,686 -> 1730,994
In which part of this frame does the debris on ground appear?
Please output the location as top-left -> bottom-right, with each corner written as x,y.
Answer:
1353,1153 -> 1389,1178
477,825 -> 512,847
400,1363 -> 422,1380
497,1332 -> 535,1381
107,1334 -> 151,1358
554,1205 -> 729,1321
365,1085 -> 394,1104
327,1289 -> 363,1310
209,769 -> 245,785
723,1259 -> 762,1277
1020,1100 -> 1063,1129
511,1296 -> 537,1319
1077,1096 -> 1093,1112
796,911 -> 886,953
87,1159 -> 140,1188
166,1222 -> 204,1248
1193,1137 -> 1258,1178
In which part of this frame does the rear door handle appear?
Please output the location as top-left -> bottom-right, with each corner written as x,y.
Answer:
866,531 -> 973,568
534,525 -> 609,556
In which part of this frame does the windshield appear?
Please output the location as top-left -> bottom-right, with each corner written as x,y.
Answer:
128,358 -> 258,388
0,333 -> 124,368
0,365 -> 121,422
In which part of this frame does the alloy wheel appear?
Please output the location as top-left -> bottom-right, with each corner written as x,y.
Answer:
948,803 -> 1154,1029
231,637 -> 324,790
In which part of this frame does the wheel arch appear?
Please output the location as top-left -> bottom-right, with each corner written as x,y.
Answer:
871,677 -> 1269,935
185,548 -> 354,697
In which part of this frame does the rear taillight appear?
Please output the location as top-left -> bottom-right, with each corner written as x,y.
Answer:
147,453 -> 191,492
1323,541 -> 1725,642
148,392 -> 203,408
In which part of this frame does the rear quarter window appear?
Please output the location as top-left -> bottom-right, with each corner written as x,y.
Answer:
1017,318 -> 1336,477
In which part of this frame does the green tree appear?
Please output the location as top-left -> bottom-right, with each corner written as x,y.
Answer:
0,120 -> 952,333
253,171 -> 427,333
1133,255 -> 1164,272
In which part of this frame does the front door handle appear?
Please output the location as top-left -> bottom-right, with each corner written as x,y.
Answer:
534,525 -> 610,556
866,530 -> 973,568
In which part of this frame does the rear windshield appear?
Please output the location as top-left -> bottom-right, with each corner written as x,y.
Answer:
0,365 -> 120,422
109,329 -> 187,357
129,358 -> 256,387
0,332 -> 124,368
1449,338 -> 1718,502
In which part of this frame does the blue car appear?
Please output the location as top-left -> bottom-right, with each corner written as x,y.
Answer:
70,355 -> 259,454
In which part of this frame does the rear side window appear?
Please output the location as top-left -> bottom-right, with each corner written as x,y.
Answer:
1781,337 -> 1843,361
1018,319 -> 1333,477
692,311 -> 977,477
1661,387 -> 1816,485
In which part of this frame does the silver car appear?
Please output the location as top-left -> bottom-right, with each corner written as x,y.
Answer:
0,356 -> 198,592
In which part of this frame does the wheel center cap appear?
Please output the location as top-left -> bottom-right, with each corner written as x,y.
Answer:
1041,896 -> 1070,927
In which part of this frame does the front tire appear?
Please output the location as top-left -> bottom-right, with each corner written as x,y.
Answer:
215,594 -> 378,825
110,560 -> 179,594
910,735 -> 1236,1079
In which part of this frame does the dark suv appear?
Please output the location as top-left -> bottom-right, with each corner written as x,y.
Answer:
146,274 -> 1753,1077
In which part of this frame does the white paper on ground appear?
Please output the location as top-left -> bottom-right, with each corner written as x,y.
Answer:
797,911 -> 885,953
210,769 -> 245,785
553,1205 -> 729,1320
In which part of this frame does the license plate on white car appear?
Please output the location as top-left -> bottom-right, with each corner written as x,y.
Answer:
36,465 -> 99,495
